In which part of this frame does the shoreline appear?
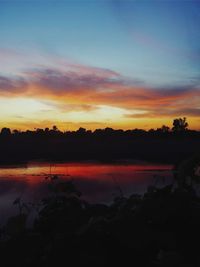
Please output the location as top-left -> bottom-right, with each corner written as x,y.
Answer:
0,158 -> 174,169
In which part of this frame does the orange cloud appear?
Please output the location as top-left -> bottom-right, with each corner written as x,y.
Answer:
0,63 -> 200,130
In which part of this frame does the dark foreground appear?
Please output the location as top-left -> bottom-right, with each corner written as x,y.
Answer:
1,129 -> 200,164
0,157 -> 200,267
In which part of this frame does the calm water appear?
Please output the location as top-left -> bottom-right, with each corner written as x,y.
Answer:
0,161 -> 173,225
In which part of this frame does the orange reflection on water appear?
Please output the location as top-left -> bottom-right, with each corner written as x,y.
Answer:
0,161 -> 173,200
0,161 -> 172,183
0,161 -> 173,225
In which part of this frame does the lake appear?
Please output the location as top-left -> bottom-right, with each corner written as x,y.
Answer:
0,161 -> 173,225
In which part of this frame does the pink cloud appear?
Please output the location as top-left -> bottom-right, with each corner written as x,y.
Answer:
0,62 -> 199,117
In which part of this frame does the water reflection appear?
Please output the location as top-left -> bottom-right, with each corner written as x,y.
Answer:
0,161 -> 173,225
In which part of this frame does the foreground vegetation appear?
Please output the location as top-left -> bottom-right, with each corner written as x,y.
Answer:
0,156 -> 200,266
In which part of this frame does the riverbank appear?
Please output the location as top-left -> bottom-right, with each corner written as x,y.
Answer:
0,133 -> 199,165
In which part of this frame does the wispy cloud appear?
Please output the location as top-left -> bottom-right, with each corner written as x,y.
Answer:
0,75 -> 28,95
0,62 -> 199,118
125,107 -> 200,119
28,67 -> 121,93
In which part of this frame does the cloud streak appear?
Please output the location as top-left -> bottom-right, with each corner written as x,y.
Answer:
125,108 -> 200,119
0,63 -> 199,118
0,75 -> 28,95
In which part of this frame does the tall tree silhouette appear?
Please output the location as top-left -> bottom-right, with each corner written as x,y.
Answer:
172,117 -> 188,132
0,127 -> 11,136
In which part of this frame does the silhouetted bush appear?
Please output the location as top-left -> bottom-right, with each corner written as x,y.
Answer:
1,156 -> 200,266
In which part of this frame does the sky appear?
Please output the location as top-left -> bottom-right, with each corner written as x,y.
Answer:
0,0 -> 200,131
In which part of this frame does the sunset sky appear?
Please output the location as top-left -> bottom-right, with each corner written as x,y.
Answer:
0,0 -> 200,131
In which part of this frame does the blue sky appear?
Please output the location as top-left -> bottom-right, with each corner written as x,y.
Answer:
0,0 -> 200,130
1,0 -> 199,85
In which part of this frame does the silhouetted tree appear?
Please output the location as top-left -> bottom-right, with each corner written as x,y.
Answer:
173,155 -> 200,190
160,125 -> 170,133
77,127 -> 86,135
104,127 -> 114,134
172,117 -> 188,132
36,128 -> 44,134
1,127 -> 11,136
52,125 -> 58,131
12,129 -> 20,135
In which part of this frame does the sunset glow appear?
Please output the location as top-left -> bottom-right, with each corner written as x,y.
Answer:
0,0 -> 200,131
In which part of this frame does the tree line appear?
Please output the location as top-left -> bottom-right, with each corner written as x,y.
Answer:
0,117 -> 196,138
